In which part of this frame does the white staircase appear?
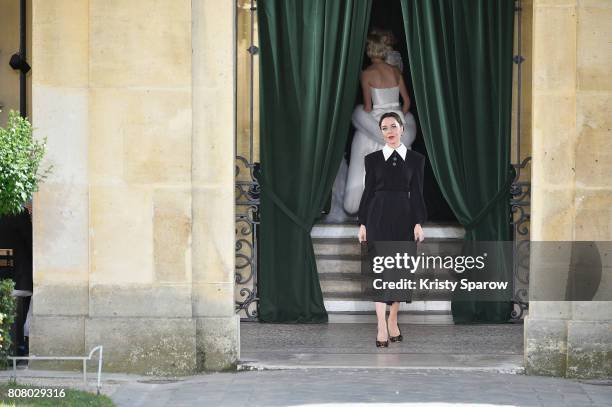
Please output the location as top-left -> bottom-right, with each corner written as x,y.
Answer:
312,222 -> 465,324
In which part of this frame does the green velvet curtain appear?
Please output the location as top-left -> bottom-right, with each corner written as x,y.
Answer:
400,0 -> 515,323
257,0 -> 371,322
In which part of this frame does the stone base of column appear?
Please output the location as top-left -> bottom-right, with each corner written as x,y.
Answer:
195,315 -> 240,371
567,320 -> 612,379
29,315 -> 86,371
524,317 -> 568,377
525,316 -> 612,379
31,316 -> 198,375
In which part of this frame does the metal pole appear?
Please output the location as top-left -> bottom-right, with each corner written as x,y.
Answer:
19,0 -> 27,117
249,0 -> 256,164
514,0 -> 525,165
97,346 -> 103,395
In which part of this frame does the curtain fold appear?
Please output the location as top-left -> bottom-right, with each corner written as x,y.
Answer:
258,0 -> 371,323
400,0 -> 515,323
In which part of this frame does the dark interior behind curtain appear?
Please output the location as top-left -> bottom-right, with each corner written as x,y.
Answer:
400,0 -> 515,323
258,0 -> 371,322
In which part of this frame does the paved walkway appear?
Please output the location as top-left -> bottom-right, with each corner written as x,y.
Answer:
1,323 -> 610,406
1,368 -> 611,406
240,322 -> 524,372
109,369 -> 612,407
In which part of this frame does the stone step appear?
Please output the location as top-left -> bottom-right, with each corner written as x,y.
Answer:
324,299 -> 451,312
318,269 -> 458,283
316,256 -> 461,281
315,255 -> 362,274
327,289 -> 455,300
313,238 -> 361,256
320,278 -> 363,294
323,300 -> 453,324
413,241 -> 465,256
311,222 -> 465,240
319,283 -> 453,301
319,272 -> 363,281
323,292 -> 453,302
312,238 -> 466,257
313,238 -> 463,260
313,222 -> 465,315
327,311 -> 453,324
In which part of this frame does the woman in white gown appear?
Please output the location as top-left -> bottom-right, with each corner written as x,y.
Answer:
343,31 -> 417,214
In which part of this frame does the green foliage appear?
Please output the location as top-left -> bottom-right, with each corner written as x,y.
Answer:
0,111 -> 47,216
0,280 -> 16,369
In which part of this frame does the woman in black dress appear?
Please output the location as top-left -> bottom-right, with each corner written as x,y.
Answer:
357,112 -> 426,347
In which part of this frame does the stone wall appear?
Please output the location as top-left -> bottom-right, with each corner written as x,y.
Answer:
30,0 -> 238,374
526,0 -> 612,379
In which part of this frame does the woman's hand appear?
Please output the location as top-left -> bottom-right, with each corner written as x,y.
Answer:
358,225 -> 367,243
414,224 -> 424,242
402,103 -> 410,114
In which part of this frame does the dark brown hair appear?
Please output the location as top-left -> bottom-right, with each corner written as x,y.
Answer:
378,112 -> 404,129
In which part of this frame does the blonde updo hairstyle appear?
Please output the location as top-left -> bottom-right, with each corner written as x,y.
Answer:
370,27 -> 396,47
366,31 -> 390,60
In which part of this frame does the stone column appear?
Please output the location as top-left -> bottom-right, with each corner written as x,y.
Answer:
30,0 -> 90,369
86,0 -> 196,375
31,0 -> 199,375
566,0 -> 612,379
525,0 -> 612,379
192,0 -> 240,371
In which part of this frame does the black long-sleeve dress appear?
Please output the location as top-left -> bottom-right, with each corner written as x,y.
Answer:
358,149 -> 427,239
358,148 -> 427,304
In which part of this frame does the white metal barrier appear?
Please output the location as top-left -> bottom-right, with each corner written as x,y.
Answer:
8,345 -> 104,395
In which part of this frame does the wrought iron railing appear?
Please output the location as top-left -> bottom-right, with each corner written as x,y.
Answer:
235,158 -> 260,320
511,157 -> 530,320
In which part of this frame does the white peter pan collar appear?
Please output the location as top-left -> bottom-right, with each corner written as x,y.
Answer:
382,143 -> 407,161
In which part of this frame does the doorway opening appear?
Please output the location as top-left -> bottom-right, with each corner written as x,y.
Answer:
235,0 -> 530,371
315,0 -> 459,322
322,0 -> 456,225
235,0 -> 530,325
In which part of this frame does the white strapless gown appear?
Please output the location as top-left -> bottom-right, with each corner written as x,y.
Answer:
343,87 -> 417,214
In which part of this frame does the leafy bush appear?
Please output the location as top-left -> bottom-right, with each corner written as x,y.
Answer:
0,111 -> 47,216
0,279 -> 16,368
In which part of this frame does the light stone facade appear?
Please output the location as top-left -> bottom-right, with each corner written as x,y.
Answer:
28,0 -> 238,375
525,0 -> 612,378
0,0 -> 606,377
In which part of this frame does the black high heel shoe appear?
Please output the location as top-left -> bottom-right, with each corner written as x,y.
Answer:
376,329 -> 389,347
376,339 -> 389,348
389,328 -> 403,343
